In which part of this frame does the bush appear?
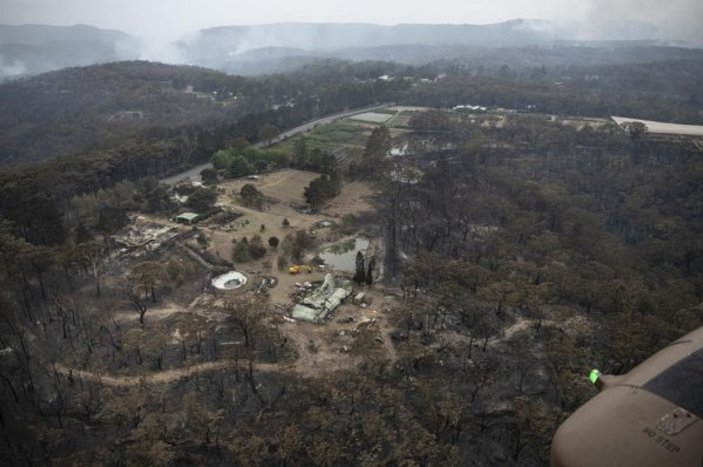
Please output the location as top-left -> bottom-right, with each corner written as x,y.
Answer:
212,149 -> 232,170
200,168 -> 218,184
186,187 -> 218,213
248,235 -> 267,259
304,173 -> 341,208
240,184 -> 263,208
232,238 -> 251,262
227,156 -> 255,179
268,236 -> 280,249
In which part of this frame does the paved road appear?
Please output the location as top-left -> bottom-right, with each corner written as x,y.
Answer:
160,102 -> 394,185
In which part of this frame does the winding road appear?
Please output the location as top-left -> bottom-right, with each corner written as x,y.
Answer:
159,103 -> 394,185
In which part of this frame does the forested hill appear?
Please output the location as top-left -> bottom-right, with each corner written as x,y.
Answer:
2,52 -> 702,174
0,59 -> 413,168
0,59 -> 409,247
0,61 -> 248,165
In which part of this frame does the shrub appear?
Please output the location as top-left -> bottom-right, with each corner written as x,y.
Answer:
248,235 -> 267,259
240,184 -> 263,208
232,238 -> 251,262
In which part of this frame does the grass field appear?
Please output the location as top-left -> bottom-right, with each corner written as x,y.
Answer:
272,121 -> 371,154
388,113 -> 412,128
219,169 -> 320,205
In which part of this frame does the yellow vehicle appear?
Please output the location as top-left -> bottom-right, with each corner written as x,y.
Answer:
288,264 -> 313,275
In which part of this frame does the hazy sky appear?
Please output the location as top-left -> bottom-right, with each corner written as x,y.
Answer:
2,0 -> 702,42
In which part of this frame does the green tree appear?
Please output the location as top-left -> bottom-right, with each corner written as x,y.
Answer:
232,238 -> 251,263
365,126 -> 392,156
228,137 -> 251,153
200,168 -> 218,185
227,156 -> 255,179
186,187 -> 218,213
212,149 -> 234,170
304,174 -> 340,209
143,183 -> 174,214
268,236 -> 279,249
358,126 -> 392,178
248,235 -> 267,259
258,123 -> 279,144
292,138 -> 308,168
240,184 -> 263,209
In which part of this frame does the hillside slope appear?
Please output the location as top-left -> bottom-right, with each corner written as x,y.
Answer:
0,61 -> 248,165
0,24 -> 140,78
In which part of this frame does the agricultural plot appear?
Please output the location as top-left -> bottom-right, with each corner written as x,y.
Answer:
349,112 -> 394,124
273,121 -> 371,154
388,113 -> 412,128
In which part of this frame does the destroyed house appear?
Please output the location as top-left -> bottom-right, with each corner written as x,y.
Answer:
292,274 -> 352,323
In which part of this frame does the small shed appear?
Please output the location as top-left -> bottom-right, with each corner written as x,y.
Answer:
176,212 -> 199,225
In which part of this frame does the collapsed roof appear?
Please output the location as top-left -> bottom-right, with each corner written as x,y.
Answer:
292,274 -> 352,324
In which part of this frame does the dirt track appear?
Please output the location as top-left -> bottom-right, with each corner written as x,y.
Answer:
55,360 -> 283,387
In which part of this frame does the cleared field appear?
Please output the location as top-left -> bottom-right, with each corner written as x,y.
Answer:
321,181 -> 377,218
349,112 -> 394,124
201,169 -> 380,306
206,170 -> 328,302
219,169 -> 319,205
612,116 -> 703,136
213,169 -> 323,259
